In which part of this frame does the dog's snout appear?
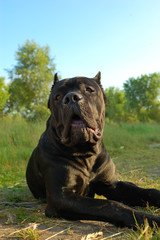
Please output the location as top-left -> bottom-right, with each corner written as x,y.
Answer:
63,92 -> 83,105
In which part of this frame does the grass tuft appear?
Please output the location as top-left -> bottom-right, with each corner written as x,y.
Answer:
128,219 -> 160,240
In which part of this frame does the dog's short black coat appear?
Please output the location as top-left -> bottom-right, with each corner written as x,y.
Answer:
26,72 -> 160,229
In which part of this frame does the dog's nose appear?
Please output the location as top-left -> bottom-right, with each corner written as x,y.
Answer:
63,92 -> 83,105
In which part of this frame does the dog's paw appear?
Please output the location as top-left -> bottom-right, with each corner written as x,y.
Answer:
45,206 -> 58,218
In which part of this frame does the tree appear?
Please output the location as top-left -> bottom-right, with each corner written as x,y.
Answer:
0,77 -> 9,116
105,87 -> 126,122
7,40 -> 56,119
123,73 -> 160,121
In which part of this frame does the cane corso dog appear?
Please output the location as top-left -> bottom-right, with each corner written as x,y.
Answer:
26,72 -> 160,229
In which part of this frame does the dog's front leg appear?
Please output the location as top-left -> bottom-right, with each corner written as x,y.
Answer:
95,181 -> 160,207
46,190 -> 160,229
44,168 -> 160,229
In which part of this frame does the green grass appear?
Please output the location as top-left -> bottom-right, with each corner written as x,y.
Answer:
0,118 -> 160,191
0,118 -> 160,239
103,122 -> 160,183
0,117 -> 45,188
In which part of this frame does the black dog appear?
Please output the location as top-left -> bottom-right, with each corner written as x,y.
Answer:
26,72 -> 160,228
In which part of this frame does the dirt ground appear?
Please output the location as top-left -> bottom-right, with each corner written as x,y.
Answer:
0,221 -> 126,240
0,203 -> 128,240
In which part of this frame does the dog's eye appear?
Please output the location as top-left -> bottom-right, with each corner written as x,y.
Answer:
86,87 -> 94,93
55,95 -> 61,101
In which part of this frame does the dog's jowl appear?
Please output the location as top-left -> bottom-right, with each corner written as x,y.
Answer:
26,72 -> 160,228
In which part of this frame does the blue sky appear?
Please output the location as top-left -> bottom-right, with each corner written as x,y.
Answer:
1,0 -> 160,89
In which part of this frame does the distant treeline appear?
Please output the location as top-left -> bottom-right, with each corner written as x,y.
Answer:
0,40 -> 160,122
105,73 -> 160,122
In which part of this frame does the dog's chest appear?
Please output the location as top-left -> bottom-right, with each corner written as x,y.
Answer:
65,165 -> 97,197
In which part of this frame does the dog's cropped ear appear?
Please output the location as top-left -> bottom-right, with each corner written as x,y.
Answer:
48,73 -> 59,109
94,71 -> 107,104
54,73 -> 59,84
51,73 -> 59,90
94,71 -> 101,84
51,73 -> 59,92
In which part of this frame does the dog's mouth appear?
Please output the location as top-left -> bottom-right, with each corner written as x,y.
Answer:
71,115 -> 86,127
61,112 -> 103,146
71,114 -> 102,138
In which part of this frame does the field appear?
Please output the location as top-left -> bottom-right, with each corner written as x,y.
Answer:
0,118 -> 160,239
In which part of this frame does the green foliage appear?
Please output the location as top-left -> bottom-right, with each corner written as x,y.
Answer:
7,40 -> 55,120
0,77 -> 9,116
105,87 -> 126,122
105,72 -> 160,123
123,73 -> 160,121
148,102 -> 160,122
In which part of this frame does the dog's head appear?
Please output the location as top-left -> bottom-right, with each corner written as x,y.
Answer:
48,72 -> 107,147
